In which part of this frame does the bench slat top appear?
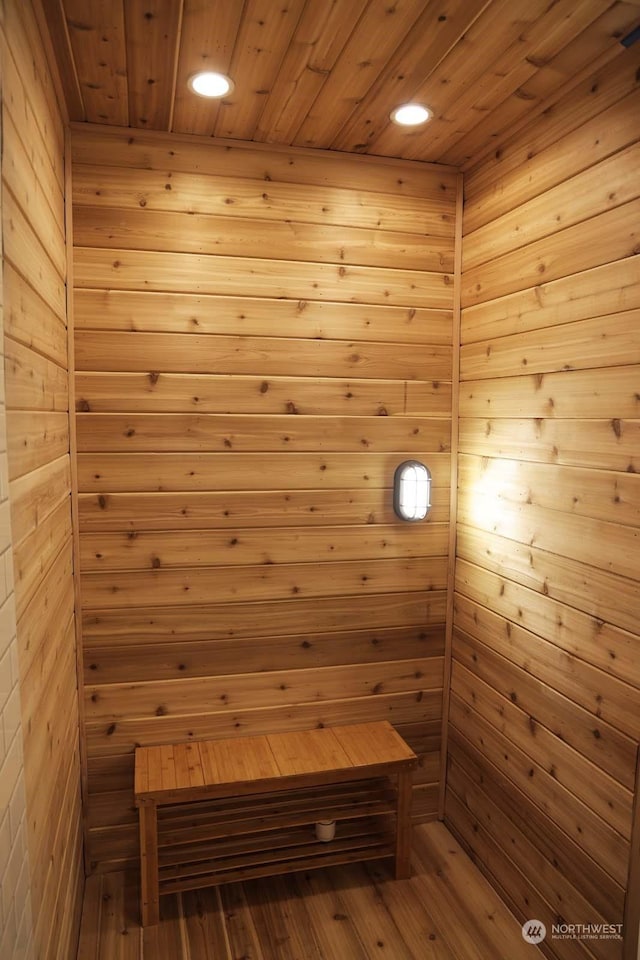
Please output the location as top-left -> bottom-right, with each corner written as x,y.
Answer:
135,721 -> 416,802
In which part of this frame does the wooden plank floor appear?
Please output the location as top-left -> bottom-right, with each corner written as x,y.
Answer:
76,822 -> 533,959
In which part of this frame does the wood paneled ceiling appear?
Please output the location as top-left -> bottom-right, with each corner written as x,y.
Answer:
42,0 -> 640,166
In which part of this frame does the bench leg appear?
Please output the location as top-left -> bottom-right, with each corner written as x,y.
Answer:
139,800 -> 159,926
394,769 -> 412,879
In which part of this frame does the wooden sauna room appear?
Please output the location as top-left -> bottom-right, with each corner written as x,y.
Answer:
0,0 -> 639,957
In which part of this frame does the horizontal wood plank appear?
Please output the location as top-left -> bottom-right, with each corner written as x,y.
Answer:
77,488 -> 449,531
2,186 -> 66,320
74,288 -> 453,345
85,689 -> 443,757
79,523 -> 449,571
2,108 -> 65,276
81,556 -> 449,609
74,247 -> 454,310
458,417 -> 639,472
73,205 -> 455,273
76,452 -> 452,493
457,455 -> 639,529
75,371 -> 452,417
459,490 -> 639,580
1,20 -> 65,189
456,521 -> 639,639
447,733 -> 625,923
5,336 -> 68,411
463,140 -> 640,271
461,257 -> 640,345
82,591 -> 447,642
451,629 -> 636,793
460,311 -> 639,380
3,264 -> 68,366
88,658 -> 443,721
449,694 -> 629,887
459,364 -> 640,419
463,89 -> 640,232
445,787 -> 619,960
70,125 -> 458,196
84,625 -> 445,684
72,163 -> 456,237
463,46 -> 640,193
450,659 -> 632,839
455,560 -> 639,690
6,411 -> 69,480
13,500 -> 72,618
10,455 -> 71,547
453,587 -> 640,739
75,331 -> 452,380
462,198 -> 640,308
75,413 -> 451,454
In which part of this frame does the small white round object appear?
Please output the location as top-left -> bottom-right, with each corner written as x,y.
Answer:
390,103 -> 431,126
315,820 -> 336,842
188,71 -> 234,98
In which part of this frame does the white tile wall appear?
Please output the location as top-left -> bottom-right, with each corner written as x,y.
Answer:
0,335 -> 33,959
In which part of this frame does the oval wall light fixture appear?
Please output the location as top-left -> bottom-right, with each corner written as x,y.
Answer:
188,71 -> 234,98
393,460 -> 431,521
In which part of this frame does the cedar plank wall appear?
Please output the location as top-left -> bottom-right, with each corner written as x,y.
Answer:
70,125 -> 457,871
0,4 -> 35,955
1,0 -> 84,957
447,43 -> 640,960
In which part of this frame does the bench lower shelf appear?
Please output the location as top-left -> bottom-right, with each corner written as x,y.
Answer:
156,776 -> 396,846
159,815 -> 396,895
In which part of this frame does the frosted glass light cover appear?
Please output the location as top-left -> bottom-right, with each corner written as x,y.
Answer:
393,461 -> 431,521
188,72 -> 234,98
390,103 -> 431,126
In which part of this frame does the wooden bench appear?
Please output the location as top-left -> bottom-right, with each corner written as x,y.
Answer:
134,721 -> 417,926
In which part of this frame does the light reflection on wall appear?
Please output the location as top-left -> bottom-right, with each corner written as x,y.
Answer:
460,456 -> 523,534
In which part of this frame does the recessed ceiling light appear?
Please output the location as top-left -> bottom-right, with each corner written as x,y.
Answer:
390,103 -> 431,126
188,71 -> 234,98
